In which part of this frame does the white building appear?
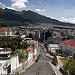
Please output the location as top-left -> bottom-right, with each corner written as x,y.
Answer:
0,55 -> 19,75
48,44 -> 61,54
27,47 -> 35,61
0,48 -> 19,75
0,27 -> 12,36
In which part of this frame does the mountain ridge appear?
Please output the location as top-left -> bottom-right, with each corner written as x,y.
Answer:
0,8 -> 74,27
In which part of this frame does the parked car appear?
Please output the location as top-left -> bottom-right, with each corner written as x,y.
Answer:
35,59 -> 38,62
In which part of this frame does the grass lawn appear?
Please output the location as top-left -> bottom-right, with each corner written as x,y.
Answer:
61,57 -> 75,75
60,57 -> 69,65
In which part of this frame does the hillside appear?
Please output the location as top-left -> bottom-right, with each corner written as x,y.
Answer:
0,8 -> 75,27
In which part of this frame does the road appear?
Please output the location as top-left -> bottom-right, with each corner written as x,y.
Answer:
23,43 -> 54,75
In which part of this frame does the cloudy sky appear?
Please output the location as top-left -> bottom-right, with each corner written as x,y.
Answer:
0,0 -> 75,23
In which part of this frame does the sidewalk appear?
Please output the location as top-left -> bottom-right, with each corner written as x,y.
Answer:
45,53 -> 54,59
44,48 -> 62,75
57,56 -> 63,68
49,61 -> 62,75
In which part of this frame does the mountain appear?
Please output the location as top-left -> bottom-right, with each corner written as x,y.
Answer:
0,8 -> 75,27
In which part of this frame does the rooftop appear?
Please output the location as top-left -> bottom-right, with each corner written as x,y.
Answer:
61,40 -> 75,48
27,47 -> 34,51
0,27 -> 12,31
48,44 -> 60,48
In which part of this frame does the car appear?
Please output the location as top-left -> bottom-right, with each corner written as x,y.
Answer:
35,59 -> 38,62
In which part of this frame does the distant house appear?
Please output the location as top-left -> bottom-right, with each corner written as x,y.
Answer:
47,37 -> 62,44
0,27 -> 12,36
27,47 -> 35,61
60,40 -> 75,55
52,31 -> 61,38
48,44 -> 61,54
27,41 -> 38,61
23,38 -> 32,43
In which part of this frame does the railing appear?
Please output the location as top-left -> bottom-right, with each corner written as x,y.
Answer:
0,57 -> 10,60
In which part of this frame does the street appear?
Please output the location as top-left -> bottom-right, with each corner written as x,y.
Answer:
23,43 -> 54,75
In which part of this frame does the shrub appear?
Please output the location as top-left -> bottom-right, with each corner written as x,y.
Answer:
73,53 -> 75,59
14,49 -> 28,62
52,55 -> 57,65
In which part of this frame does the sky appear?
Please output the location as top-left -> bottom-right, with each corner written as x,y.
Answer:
0,0 -> 75,24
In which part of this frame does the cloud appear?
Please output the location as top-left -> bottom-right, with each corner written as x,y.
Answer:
11,0 -> 29,2
0,2 -> 6,7
6,7 -> 16,10
59,17 -> 75,24
35,9 -> 45,12
39,2 -> 42,4
11,2 -> 26,8
10,0 -> 29,8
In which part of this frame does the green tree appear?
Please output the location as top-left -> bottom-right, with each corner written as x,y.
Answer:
14,49 -> 28,62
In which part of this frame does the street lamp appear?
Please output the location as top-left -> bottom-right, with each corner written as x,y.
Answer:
43,29 -> 47,44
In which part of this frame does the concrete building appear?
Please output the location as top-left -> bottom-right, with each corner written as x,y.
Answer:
60,40 -> 75,55
23,38 -> 32,43
27,40 -> 38,61
34,30 -> 40,39
0,55 -> 19,75
0,48 -> 12,58
0,48 -> 19,75
48,44 -> 61,54
47,37 -> 62,44
52,31 -> 61,38
27,47 -> 35,61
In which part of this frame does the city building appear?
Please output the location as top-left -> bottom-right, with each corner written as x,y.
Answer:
47,37 -> 62,44
0,48 -> 19,75
27,47 -> 35,61
48,44 -> 61,54
60,40 -> 75,55
34,30 -> 40,39
0,27 -> 12,36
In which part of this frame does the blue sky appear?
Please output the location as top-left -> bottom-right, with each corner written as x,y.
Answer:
0,0 -> 75,23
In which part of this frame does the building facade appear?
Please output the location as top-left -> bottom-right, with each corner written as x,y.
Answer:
0,27 -> 12,36
60,40 -> 75,55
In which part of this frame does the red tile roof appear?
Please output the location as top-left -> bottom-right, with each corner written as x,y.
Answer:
61,40 -> 75,47
0,27 -> 12,31
6,28 -> 12,31
27,47 -> 34,51
0,27 -> 6,31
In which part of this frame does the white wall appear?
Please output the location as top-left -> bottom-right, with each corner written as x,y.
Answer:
0,51 -> 12,54
28,50 -> 33,61
9,31 -> 12,35
0,55 -> 19,74
11,55 -> 19,73
0,60 -> 8,75
35,48 -> 37,56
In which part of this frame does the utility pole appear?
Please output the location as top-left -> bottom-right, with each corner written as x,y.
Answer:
44,32 -> 45,42
44,30 -> 45,43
